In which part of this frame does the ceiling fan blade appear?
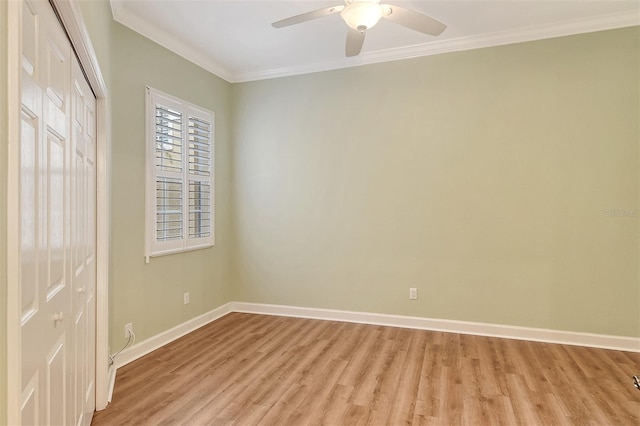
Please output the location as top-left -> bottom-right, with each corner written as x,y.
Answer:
346,28 -> 366,57
272,5 -> 344,28
382,5 -> 446,36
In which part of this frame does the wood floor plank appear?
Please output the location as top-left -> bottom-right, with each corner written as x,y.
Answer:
385,332 -> 425,425
92,313 -> 640,426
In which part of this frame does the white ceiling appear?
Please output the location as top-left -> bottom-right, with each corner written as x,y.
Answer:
109,0 -> 640,82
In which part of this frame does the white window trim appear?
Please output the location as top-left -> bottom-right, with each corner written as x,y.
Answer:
145,87 -> 215,260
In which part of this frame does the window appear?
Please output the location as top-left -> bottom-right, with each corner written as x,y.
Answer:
145,87 -> 214,258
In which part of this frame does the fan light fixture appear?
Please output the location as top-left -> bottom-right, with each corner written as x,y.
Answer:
341,1 -> 383,32
272,0 -> 447,57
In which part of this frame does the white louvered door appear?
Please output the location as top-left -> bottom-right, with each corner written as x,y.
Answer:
19,1 -> 97,424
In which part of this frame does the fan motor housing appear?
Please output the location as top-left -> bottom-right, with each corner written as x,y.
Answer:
341,1 -> 383,31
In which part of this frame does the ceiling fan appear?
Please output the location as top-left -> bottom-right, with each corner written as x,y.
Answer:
272,0 -> 447,57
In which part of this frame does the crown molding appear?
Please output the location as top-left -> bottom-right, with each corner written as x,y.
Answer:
236,10 -> 640,82
109,0 -> 235,82
109,1 -> 638,83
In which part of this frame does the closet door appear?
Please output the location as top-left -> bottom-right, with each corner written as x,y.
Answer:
71,54 -> 97,426
19,1 -> 97,424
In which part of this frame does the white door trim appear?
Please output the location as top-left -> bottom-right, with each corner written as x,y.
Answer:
6,0 -> 111,421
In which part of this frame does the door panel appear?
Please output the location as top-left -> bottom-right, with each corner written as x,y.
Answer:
21,374 -> 39,426
46,337 -> 66,425
47,131 -> 66,295
74,150 -> 85,273
73,307 -> 86,426
71,50 -> 97,426
20,111 -> 38,322
21,1 -> 37,76
19,1 -> 47,422
19,0 -> 97,424
44,36 -> 66,111
19,0 -> 73,422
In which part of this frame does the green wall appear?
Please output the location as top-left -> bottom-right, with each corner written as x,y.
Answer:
107,23 -> 233,347
231,27 -> 640,337
79,0 -> 233,350
0,0 -> 8,422
79,0 -> 112,89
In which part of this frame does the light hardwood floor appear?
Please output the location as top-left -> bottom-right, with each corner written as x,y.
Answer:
92,313 -> 640,425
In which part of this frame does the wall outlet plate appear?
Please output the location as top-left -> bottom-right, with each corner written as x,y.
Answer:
409,288 -> 418,300
184,292 -> 190,305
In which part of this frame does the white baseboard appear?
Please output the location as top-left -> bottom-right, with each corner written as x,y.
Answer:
230,302 -> 640,353
113,301 -> 639,371
114,302 -> 233,368
107,365 -> 116,403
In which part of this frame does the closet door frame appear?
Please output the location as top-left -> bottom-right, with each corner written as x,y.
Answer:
6,0 -> 111,422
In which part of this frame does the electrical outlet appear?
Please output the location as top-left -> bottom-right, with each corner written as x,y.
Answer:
184,292 -> 190,305
409,288 -> 418,300
124,323 -> 133,339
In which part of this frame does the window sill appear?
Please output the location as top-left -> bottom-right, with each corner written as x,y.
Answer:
146,243 -> 214,262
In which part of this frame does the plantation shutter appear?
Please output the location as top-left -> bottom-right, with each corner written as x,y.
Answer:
146,88 -> 214,258
155,105 -> 184,243
186,111 -> 213,245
